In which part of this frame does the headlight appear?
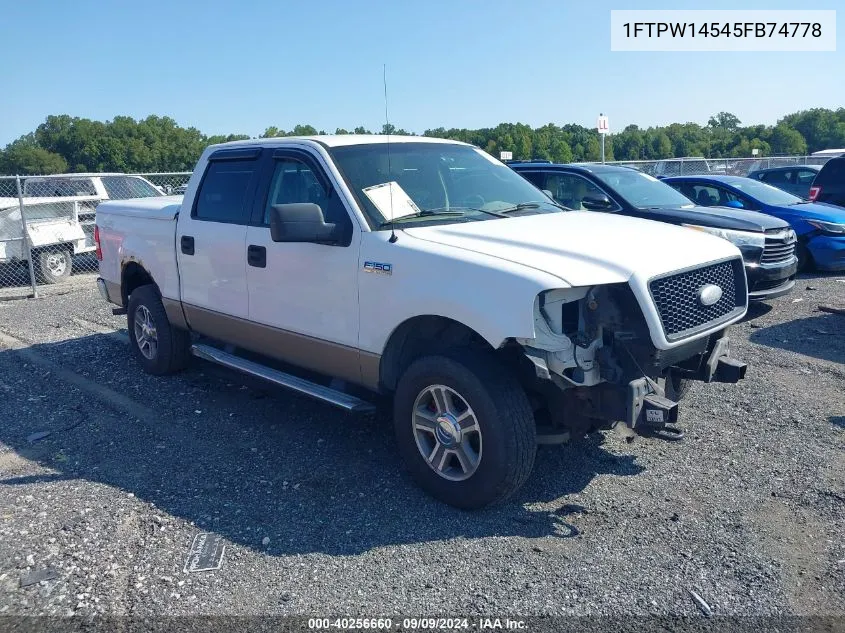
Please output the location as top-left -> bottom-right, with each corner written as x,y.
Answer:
807,220 -> 845,234
683,224 -> 765,249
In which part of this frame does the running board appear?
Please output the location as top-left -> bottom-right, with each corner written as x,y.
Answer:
191,343 -> 376,413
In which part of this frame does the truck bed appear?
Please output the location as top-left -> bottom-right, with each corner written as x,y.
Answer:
96,196 -> 184,302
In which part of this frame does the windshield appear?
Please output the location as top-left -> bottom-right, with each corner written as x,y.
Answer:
101,176 -> 162,199
720,178 -> 804,206
24,178 -> 97,197
329,142 -> 559,228
594,169 -> 695,208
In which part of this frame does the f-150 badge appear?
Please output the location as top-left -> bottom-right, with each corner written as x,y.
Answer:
364,261 -> 392,275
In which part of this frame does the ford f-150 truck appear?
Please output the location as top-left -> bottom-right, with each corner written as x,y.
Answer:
95,136 -> 748,509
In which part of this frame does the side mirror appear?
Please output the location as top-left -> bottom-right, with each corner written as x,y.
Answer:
542,189 -> 555,199
269,203 -> 339,244
581,194 -> 614,210
725,200 -> 744,209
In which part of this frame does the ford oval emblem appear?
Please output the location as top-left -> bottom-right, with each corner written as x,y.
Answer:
698,284 -> 723,307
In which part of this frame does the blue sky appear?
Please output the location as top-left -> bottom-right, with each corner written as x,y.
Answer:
1,0 -> 842,145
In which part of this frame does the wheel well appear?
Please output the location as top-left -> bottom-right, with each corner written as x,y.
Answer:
379,316 -> 496,392
121,262 -> 155,307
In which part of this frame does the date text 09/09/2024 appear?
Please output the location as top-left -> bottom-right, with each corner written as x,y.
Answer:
307,618 -> 527,630
622,22 -> 822,38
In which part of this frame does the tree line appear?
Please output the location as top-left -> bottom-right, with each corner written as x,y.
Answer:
2,108 -> 844,175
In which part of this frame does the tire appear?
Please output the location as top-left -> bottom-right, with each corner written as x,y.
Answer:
393,352 -> 536,510
127,284 -> 191,375
36,249 -> 72,284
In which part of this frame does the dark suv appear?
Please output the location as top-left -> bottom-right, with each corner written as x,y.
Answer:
511,161 -> 798,302
809,157 -> 845,208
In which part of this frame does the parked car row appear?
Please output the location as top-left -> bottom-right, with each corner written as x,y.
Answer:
510,158 -> 845,276
510,162 -> 799,301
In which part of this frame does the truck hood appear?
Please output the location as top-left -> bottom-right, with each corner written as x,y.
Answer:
633,204 -> 788,232
403,211 -> 741,287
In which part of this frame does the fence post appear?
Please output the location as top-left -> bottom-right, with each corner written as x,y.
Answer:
15,176 -> 39,298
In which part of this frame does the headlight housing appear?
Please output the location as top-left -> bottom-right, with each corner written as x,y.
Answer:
807,219 -> 845,235
683,224 -> 765,250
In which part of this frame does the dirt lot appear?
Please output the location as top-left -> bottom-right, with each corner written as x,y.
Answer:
0,273 -> 843,622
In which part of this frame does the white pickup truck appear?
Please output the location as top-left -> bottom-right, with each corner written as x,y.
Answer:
95,136 -> 749,509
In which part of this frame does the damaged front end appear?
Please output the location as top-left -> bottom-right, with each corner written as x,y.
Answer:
515,282 -> 747,442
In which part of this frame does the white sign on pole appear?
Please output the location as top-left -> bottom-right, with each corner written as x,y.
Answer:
751,148 -> 760,156
597,114 -> 610,135
500,151 -> 513,161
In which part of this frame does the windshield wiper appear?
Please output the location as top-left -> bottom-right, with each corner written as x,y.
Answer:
378,209 -> 466,228
499,201 -> 572,213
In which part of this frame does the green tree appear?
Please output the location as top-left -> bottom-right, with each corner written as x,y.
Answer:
0,135 -> 68,174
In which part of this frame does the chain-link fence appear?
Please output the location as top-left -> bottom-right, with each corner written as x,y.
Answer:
592,155 -> 832,177
0,173 -> 191,299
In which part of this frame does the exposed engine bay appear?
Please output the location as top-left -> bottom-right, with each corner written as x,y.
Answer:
514,284 -> 747,441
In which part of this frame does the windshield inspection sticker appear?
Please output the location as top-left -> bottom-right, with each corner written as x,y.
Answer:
363,181 -> 421,220
184,533 -> 226,573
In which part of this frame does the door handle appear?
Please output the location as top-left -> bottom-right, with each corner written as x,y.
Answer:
247,244 -> 266,268
181,235 -> 195,255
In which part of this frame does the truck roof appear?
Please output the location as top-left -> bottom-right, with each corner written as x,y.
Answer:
208,134 -> 469,151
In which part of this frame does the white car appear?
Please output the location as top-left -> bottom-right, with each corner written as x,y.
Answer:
95,136 -> 749,508
0,174 -> 163,283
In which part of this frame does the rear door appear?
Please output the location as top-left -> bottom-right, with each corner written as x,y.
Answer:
176,148 -> 262,321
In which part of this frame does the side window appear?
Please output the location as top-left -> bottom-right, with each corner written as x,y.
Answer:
761,171 -> 786,184
518,171 -> 545,189
264,157 -> 353,244
796,169 -> 818,184
194,158 -> 259,224
690,185 -> 721,206
543,173 -> 611,210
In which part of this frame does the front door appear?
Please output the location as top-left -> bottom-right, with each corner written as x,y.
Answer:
245,149 -> 362,383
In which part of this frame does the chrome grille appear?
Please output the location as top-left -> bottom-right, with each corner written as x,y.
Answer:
649,258 -> 747,341
761,229 -> 797,265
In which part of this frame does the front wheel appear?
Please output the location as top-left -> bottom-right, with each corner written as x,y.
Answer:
393,352 -> 536,509
36,249 -> 72,284
127,284 -> 191,375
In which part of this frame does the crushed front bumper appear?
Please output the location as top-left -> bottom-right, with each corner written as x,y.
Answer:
626,334 -> 746,434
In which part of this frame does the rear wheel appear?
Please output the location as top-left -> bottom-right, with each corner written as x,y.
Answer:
127,284 -> 191,375
393,352 -> 536,509
36,248 -> 72,284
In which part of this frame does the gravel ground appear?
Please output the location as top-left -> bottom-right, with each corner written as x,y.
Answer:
0,273 -> 843,622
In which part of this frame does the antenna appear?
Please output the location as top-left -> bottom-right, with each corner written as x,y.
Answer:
384,64 -> 397,243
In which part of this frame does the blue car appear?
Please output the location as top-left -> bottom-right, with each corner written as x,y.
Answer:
664,175 -> 845,271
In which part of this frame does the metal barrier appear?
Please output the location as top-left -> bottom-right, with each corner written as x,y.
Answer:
0,173 -> 192,298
